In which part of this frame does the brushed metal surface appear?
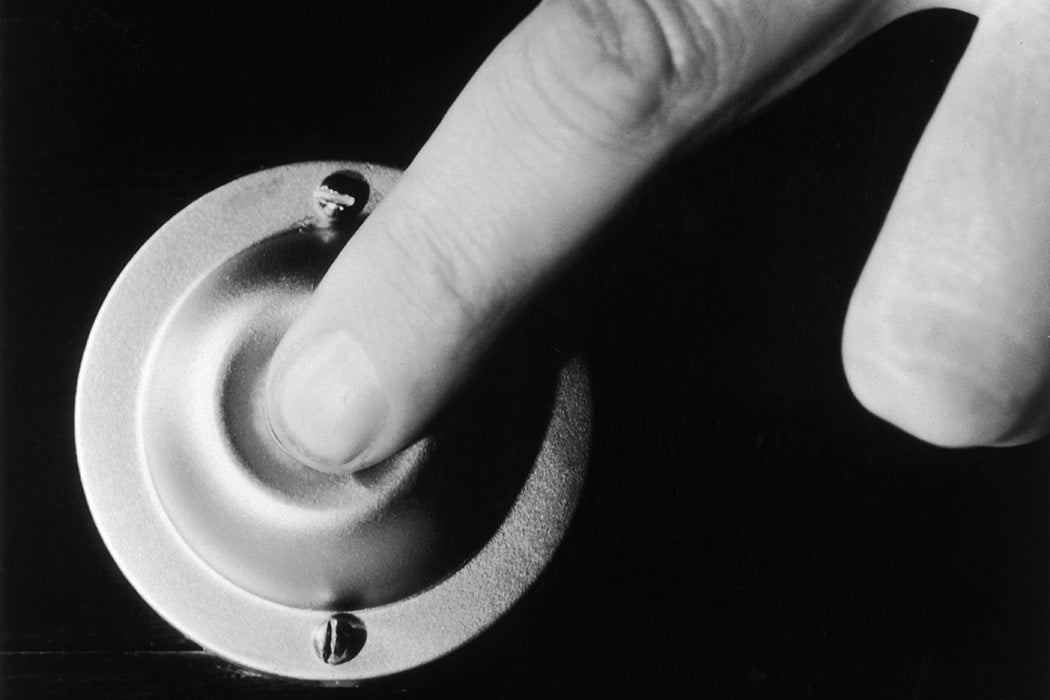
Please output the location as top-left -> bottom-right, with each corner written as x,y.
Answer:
74,161 -> 591,680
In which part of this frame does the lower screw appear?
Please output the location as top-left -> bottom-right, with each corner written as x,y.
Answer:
313,613 -> 367,665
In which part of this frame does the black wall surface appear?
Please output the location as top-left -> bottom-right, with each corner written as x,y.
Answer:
2,3 -> 1047,698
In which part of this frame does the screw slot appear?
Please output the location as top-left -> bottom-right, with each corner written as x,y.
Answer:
313,613 -> 367,665
313,171 -> 370,222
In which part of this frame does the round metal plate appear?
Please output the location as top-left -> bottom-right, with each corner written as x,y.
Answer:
74,161 -> 590,681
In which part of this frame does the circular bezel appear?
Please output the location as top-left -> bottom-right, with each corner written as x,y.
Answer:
74,161 -> 590,681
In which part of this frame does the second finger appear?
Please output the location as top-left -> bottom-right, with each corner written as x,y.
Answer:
843,0 -> 1050,446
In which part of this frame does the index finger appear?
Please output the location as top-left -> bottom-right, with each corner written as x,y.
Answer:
268,0 -> 905,472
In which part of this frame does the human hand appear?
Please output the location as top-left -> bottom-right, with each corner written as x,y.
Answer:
265,0 -> 1049,473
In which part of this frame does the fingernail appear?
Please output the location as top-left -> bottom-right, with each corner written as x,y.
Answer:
267,329 -> 388,473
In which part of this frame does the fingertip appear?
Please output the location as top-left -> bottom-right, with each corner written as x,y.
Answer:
266,328 -> 389,474
842,297 -> 1050,448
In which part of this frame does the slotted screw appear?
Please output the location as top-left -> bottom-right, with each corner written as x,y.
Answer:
313,613 -> 366,665
313,171 -> 369,222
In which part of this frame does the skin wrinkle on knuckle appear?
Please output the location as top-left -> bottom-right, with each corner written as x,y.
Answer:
661,0 -> 747,109
521,0 -> 745,154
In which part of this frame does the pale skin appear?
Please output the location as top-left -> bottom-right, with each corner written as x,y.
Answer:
265,0 -> 1050,473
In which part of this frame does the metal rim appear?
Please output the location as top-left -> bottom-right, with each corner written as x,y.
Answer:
74,161 -> 590,681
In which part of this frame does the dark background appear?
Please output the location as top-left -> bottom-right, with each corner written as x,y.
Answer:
2,2 -> 1048,697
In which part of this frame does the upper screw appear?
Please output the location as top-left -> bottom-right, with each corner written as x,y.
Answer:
313,613 -> 367,665
313,171 -> 370,223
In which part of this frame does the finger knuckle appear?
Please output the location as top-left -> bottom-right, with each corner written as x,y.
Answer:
525,0 -> 746,149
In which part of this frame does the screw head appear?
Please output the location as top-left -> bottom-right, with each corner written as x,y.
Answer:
312,613 -> 366,665
313,171 -> 370,222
